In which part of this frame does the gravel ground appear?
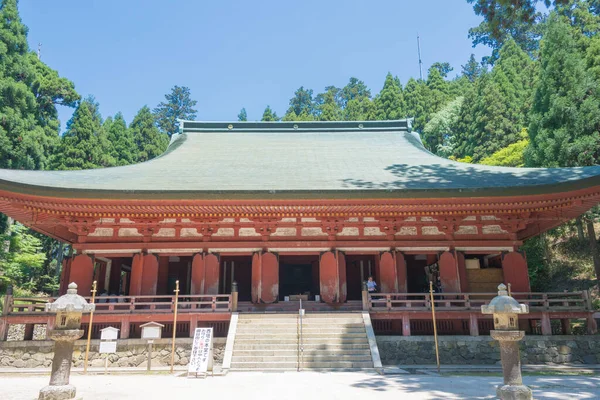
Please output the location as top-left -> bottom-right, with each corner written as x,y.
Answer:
1,371 -> 599,400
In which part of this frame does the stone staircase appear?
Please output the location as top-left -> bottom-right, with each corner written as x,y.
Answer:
230,312 -> 374,371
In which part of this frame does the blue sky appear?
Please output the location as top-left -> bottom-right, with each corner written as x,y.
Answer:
21,0 -> 490,129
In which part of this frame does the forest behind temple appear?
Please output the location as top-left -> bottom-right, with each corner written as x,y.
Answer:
1,0 -> 600,306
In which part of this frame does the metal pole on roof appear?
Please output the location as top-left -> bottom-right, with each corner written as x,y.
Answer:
417,34 -> 423,81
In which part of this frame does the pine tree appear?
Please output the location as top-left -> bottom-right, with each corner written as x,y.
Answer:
52,97 -> 113,170
237,108 -> 247,121
423,66 -> 451,124
105,112 -> 136,166
526,13 -> 600,167
374,73 -> 404,120
153,86 -> 198,137
345,97 -> 375,121
131,106 -> 169,162
261,105 -> 279,122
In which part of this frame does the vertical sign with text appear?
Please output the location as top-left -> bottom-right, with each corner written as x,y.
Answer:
188,327 -> 213,375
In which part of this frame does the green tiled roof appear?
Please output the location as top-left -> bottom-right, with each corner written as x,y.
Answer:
1,120 -> 600,200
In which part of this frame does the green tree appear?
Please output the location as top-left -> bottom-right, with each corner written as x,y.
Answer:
404,78 -> 427,129
0,223 -> 46,293
0,0 -> 79,170
422,96 -> 464,156
316,87 -> 342,121
526,13 -> 600,167
131,106 -> 169,162
52,97 -> 114,170
461,54 -> 484,82
341,77 -> 371,107
237,108 -> 247,121
285,87 -> 314,119
153,86 -> 198,137
261,105 -> 279,122
374,73 -> 404,120
105,112 -> 136,166
344,97 -> 375,121
479,137 -> 529,167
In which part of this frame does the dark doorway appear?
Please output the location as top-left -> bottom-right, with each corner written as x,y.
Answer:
278,255 -> 319,300
345,255 -> 377,300
406,254 -> 430,293
220,256 -> 252,301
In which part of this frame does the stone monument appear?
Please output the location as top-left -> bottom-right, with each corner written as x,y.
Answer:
481,284 -> 532,400
39,282 -> 95,400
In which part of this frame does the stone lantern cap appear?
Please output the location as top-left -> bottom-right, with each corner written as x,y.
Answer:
45,283 -> 95,313
481,284 -> 528,315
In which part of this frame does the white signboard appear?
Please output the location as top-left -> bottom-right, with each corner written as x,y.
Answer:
99,341 -> 117,354
188,328 -> 213,375
100,327 -> 119,341
141,326 -> 161,340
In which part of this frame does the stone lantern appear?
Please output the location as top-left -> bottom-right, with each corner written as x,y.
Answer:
39,282 -> 95,400
481,284 -> 532,400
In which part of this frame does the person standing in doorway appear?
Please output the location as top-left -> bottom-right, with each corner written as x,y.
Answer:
367,276 -> 377,293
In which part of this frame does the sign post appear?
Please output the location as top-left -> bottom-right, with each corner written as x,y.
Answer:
188,327 -> 213,378
99,327 -> 119,375
140,322 -> 164,372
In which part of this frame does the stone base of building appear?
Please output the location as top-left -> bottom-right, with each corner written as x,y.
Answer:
0,338 -> 225,369
38,384 -> 78,400
497,384 -> 533,400
376,335 -> 600,365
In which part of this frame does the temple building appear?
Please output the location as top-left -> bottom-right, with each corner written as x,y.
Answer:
0,120 -> 598,341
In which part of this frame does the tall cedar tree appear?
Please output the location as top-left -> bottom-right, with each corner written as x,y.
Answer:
316,87 -> 342,121
404,78 -> 427,129
131,106 -> 169,162
261,106 -> 279,122
237,108 -> 247,121
461,54 -> 484,82
422,96 -> 464,156
284,87 -> 314,120
153,86 -> 198,137
526,13 -> 600,167
453,39 -> 534,160
104,112 -> 136,166
0,0 -> 79,170
374,73 -> 404,120
52,97 -> 113,170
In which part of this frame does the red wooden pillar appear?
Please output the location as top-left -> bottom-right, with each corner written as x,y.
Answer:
378,251 -> 397,293
319,251 -> 346,303
457,251 -> 469,292
250,252 -> 279,304
141,254 -> 159,295
261,252 -> 279,303
68,254 -> 94,296
396,251 -> 408,293
338,251 -> 347,303
59,257 -> 72,295
502,251 -> 530,293
251,253 -> 261,303
129,253 -> 144,296
191,253 -> 206,295
439,251 -> 460,293
157,256 -> 169,295
204,253 -> 220,294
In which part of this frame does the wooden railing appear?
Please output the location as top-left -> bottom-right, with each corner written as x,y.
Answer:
5,294 -> 232,315
368,291 -> 593,312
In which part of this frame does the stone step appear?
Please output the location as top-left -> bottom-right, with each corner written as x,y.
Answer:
230,361 -> 373,369
235,328 -> 366,335
233,338 -> 369,345
235,333 -> 367,340
232,355 -> 373,363
233,343 -> 371,351
232,349 -> 372,357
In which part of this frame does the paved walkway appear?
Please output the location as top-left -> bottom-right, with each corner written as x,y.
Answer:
2,371 -> 599,400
